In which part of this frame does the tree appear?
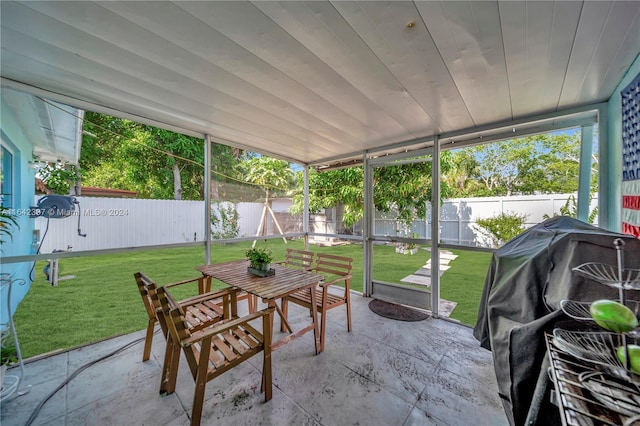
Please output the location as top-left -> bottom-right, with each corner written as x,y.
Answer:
139,126 -> 205,200
241,156 -> 294,202
291,166 -> 364,227
534,132 -> 598,194
241,156 -> 294,242
442,149 -> 483,197
39,163 -> 80,195
81,112 -> 173,198
209,146 -> 245,200
80,112 -> 243,200
463,132 -> 595,196
291,154 -> 452,230
469,138 -> 539,196
374,162 -> 439,229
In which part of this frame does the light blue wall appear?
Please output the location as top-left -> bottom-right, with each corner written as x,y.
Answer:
1,98 -> 38,326
606,53 -> 640,232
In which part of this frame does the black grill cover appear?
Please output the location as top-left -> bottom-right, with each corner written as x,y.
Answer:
473,216 -> 640,426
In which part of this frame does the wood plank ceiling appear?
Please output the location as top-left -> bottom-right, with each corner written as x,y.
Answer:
1,1 -> 639,167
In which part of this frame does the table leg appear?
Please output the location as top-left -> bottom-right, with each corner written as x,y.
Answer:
199,276 -> 212,294
230,290 -> 238,318
274,303 -> 293,334
269,283 -> 322,353
268,300 -> 276,348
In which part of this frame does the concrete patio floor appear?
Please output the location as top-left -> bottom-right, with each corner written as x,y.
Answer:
1,294 -> 508,426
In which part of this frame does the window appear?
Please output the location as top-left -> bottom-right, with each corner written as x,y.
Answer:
1,145 -> 13,208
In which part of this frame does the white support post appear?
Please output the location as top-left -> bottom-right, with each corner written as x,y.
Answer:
430,136 -> 441,318
304,165 -> 310,250
598,103 -> 617,231
363,153 -> 373,297
204,135 -> 212,265
577,124 -> 594,222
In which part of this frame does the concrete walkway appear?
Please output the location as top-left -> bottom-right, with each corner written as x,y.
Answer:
400,250 -> 459,317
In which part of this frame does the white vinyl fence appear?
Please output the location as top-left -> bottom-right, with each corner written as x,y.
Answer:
437,193 -> 598,246
34,197 -> 267,253
34,193 -> 597,253
374,193 -> 598,246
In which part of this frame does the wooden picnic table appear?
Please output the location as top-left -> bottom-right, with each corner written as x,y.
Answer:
197,259 -> 323,353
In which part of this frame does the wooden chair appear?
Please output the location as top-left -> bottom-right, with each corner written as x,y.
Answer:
276,248 -> 315,270
157,286 -> 274,426
281,253 -> 353,352
134,272 -> 232,361
276,249 -> 315,332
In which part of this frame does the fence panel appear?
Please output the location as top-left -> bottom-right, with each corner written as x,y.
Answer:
34,197 -> 206,253
375,193 -> 598,247
34,193 -> 598,252
35,197 -> 290,253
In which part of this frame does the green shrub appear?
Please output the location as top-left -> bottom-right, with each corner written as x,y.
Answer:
543,194 -> 598,224
211,202 -> 240,239
476,212 -> 527,247
39,163 -> 79,194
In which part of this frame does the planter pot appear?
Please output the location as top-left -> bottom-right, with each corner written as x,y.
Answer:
250,262 -> 270,271
248,266 -> 275,277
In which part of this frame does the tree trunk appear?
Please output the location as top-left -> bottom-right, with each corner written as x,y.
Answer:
74,169 -> 82,195
211,163 -> 219,200
262,189 -> 270,236
173,164 -> 182,200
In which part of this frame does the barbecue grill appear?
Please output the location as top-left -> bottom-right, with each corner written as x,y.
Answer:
474,217 -> 640,426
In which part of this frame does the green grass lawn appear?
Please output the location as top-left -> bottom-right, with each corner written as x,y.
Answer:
14,239 -> 492,358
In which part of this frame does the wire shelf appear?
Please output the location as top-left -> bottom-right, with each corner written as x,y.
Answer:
572,263 -> 640,290
560,299 -> 593,320
578,371 -> 640,417
552,329 -> 640,385
560,300 -> 640,335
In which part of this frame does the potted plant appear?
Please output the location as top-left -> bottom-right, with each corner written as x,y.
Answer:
245,247 -> 274,276
396,232 -> 420,255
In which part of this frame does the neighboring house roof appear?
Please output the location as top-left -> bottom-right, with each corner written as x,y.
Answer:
79,186 -> 137,198
2,87 -> 82,164
35,179 -> 136,198
35,178 -> 51,194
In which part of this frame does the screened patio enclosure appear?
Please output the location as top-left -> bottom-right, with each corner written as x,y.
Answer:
2,1 -> 640,315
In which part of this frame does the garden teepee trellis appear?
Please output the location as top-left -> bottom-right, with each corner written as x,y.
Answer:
252,198 -> 287,248
244,157 -> 293,248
